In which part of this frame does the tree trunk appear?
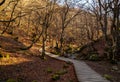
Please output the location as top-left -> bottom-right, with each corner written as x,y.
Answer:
41,26 -> 48,59
60,27 -> 64,56
41,35 -> 46,59
20,42 -> 34,50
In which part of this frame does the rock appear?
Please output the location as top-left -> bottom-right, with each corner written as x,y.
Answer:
64,54 -> 71,58
112,66 -> 119,71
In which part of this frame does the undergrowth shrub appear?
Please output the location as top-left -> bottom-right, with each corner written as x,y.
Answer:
6,53 -> 10,59
46,67 -> 53,73
7,78 -> 16,82
89,54 -> 99,61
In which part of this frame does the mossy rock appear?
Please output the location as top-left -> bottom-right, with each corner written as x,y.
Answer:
89,54 -> 99,61
66,61 -> 72,65
51,74 -> 60,81
7,79 -> 16,82
63,64 -> 69,68
32,80 -> 37,82
103,74 -> 113,81
46,68 -> 53,73
55,69 -> 68,75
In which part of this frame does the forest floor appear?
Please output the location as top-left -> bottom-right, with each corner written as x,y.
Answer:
0,35 -> 120,82
85,60 -> 120,82
0,35 -> 78,82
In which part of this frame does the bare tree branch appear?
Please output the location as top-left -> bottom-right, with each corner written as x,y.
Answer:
0,0 -> 5,6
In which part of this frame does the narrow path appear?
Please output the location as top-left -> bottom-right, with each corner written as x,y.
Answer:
45,52 -> 110,82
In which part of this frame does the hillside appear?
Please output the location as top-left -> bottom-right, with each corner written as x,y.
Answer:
77,36 -> 120,61
0,35 -> 78,82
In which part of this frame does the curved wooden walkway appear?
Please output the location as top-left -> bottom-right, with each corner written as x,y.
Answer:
45,52 -> 110,82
